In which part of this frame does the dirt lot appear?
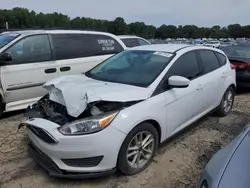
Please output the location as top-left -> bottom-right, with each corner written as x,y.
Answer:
0,91 -> 250,188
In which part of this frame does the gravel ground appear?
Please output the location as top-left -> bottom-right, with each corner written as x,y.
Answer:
0,90 -> 250,188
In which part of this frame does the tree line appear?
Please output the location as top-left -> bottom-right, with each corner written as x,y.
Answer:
1,7 -> 250,39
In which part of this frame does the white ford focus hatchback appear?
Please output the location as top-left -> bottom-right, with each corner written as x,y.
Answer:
21,44 -> 236,178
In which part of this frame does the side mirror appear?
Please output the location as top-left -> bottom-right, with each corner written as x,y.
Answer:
0,52 -> 12,63
168,76 -> 190,88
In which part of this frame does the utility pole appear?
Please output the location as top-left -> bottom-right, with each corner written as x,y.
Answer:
5,22 -> 9,29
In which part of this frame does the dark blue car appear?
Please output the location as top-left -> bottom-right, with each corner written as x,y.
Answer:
197,124 -> 250,188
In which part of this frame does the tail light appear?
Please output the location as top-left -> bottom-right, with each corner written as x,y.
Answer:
230,64 -> 236,69
230,62 -> 250,71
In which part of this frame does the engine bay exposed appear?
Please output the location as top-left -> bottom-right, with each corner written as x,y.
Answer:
24,94 -> 141,126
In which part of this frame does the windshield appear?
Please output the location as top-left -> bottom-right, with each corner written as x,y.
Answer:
85,50 -> 174,87
221,46 -> 250,59
0,33 -> 20,48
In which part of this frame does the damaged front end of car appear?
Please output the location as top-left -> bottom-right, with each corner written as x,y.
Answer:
22,94 -> 141,135
19,75 -> 150,135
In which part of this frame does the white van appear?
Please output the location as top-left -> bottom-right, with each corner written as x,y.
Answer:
0,30 -> 126,116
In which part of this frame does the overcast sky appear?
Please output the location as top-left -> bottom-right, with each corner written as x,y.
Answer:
2,0 -> 249,27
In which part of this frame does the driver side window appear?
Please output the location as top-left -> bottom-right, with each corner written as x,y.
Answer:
168,51 -> 201,80
5,35 -> 52,64
152,51 -> 201,96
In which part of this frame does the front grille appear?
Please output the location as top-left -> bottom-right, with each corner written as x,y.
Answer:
27,124 -> 57,144
61,156 -> 104,167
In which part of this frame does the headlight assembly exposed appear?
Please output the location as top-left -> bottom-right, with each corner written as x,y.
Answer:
58,111 -> 119,135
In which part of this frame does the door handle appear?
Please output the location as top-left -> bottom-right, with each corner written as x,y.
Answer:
221,72 -> 226,78
196,84 -> 203,91
60,66 -> 71,72
44,68 -> 56,74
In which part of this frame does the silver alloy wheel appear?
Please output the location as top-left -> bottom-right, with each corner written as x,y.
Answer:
126,131 -> 155,169
223,90 -> 233,113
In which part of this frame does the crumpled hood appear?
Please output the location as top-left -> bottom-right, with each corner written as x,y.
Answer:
43,75 -> 151,117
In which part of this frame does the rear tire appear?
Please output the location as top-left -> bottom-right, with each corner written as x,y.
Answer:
117,122 -> 159,175
216,87 -> 235,117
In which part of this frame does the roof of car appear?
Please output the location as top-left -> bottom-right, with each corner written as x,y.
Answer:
129,44 -> 224,53
129,44 -> 192,53
2,29 -> 118,37
118,35 -> 141,39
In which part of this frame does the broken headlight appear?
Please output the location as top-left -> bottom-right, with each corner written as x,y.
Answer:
58,111 -> 119,135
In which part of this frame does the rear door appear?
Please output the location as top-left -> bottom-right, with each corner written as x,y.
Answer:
196,50 -> 226,110
0,34 -> 57,108
51,33 -> 124,76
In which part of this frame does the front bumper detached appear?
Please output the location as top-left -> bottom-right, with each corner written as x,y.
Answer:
28,142 -> 116,179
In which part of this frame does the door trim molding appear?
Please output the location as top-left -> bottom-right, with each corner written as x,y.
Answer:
6,82 -> 45,91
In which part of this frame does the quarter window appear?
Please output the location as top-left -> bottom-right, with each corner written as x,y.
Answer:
138,39 -> 150,46
215,52 -> 227,66
52,34 -> 124,60
199,50 -> 220,73
121,38 -> 140,47
5,35 -> 52,64
168,51 -> 200,80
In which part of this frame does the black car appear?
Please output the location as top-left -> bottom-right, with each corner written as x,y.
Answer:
221,45 -> 250,88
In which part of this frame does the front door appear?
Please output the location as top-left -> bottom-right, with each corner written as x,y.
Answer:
163,51 -> 205,135
0,34 -> 57,110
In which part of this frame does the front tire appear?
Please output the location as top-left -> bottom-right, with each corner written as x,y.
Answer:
216,87 -> 235,117
117,122 -> 159,175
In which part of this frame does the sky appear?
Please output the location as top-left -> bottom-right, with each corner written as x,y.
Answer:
2,0 -> 250,27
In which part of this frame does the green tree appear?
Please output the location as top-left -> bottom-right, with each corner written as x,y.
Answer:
112,17 -> 127,35
0,7 -> 250,39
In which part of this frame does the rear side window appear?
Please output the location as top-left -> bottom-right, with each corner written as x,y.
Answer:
215,52 -> 227,66
199,50 -> 220,74
121,38 -> 140,47
94,35 -> 124,54
138,39 -> 150,46
168,51 -> 201,80
51,34 -> 124,60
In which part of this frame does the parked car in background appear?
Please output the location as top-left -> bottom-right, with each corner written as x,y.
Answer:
22,44 -> 236,178
220,40 -> 236,48
0,30 -> 126,116
221,45 -> 250,88
197,123 -> 250,188
118,35 -> 151,48
203,41 -> 221,48
193,39 -> 205,45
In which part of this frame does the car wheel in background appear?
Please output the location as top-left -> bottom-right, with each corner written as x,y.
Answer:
117,122 -> 159,175
216,86 -> 235,117
0,97 -> 3,118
